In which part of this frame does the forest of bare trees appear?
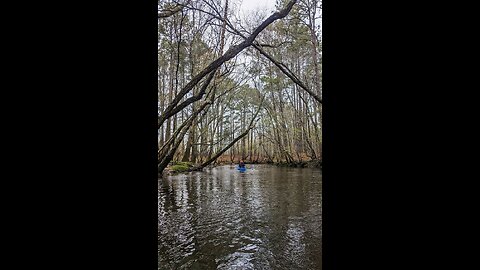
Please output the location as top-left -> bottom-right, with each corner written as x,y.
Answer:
158,0 -> 322,174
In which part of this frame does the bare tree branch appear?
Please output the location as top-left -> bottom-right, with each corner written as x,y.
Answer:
252,42 -> 322,103
158,0 -> 298,128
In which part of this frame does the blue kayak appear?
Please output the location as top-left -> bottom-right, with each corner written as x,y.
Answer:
237,166 -> 246,172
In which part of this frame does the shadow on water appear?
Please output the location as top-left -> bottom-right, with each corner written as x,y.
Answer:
158,164 -> 322,270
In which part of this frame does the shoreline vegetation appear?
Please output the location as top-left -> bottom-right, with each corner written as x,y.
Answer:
161,158 -> 322,177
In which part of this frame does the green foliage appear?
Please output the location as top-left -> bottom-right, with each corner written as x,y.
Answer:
173,161 -> 193,167
169,165 -> 189,172
260,76 -> 282,85
170,161 -> 193,173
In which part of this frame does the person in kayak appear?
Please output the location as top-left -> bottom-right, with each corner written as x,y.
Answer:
238,160 -> 246,169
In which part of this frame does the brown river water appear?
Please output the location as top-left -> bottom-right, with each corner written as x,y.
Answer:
158,164 -> 322,269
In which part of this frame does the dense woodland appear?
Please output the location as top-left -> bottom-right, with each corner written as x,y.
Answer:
158,0 -> 322,174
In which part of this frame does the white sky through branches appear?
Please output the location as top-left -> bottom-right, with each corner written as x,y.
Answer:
238,0 -> 276,13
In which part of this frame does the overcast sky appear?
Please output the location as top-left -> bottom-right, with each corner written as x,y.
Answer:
238,0 -> 276,13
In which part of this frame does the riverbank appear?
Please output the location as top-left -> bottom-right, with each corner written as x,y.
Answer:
274,159 -> 322,168
160,159 -> 322,177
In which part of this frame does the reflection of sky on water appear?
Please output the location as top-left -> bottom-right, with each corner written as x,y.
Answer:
285,219 -> 306,267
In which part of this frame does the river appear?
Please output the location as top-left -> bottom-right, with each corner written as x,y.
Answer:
158,164 -> 322,269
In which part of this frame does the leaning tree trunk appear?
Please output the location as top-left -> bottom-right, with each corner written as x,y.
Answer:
158,70 -> 216,175
158,100 -> 212,175
195,95 -> 265,170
